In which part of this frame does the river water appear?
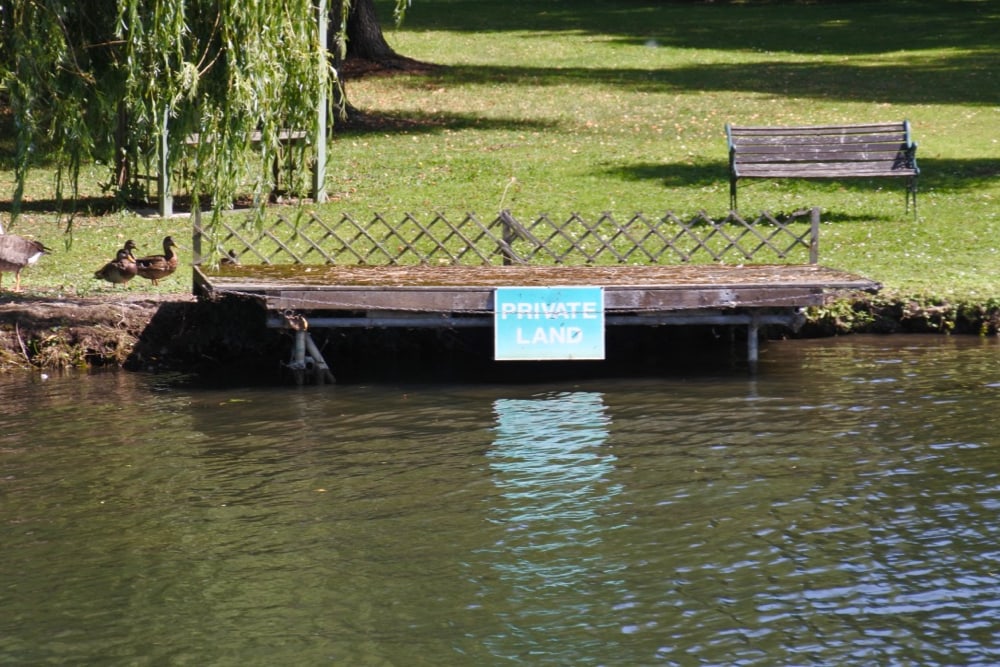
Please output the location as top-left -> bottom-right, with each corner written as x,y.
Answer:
2,335 -> 999,666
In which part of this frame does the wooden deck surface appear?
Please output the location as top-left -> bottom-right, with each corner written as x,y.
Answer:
195,263 -> 880,315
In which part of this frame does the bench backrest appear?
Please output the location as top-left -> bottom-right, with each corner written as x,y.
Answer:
727,121 -> 917,173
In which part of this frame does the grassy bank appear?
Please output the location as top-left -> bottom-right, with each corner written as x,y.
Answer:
1,0 -> 997,311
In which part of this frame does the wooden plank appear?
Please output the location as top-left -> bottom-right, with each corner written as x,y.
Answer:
731,133 -> 907,145
198,264 -> 879,315
271,287 -> 493,312
737,163 -> 917,177
263,285 -> 831,313
604,286 -> 826,309
269,287 -> 828,313
184,129 -> 308,145
736,152 -> 911,164
202,262 -> 875,288
732,142 -> 910,155
729,123 -> 906,136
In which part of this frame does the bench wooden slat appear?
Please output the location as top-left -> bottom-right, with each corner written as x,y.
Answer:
737,153 -> 917,165
183,129 -> 308,145
730,122 -> 906,136
726,121 -> 919,215
737,163 -> 916,178
733,134 -> 908,152
734,146 -> 912,159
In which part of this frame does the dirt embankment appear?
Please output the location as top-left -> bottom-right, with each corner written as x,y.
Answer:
0,293 -> 284,374
798,296 -> 1000,338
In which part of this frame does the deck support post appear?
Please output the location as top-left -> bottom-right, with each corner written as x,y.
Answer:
747,314 -> 760,367
291,330 -> 308,386
304,332 -> 336,384
285,314 -> 336,385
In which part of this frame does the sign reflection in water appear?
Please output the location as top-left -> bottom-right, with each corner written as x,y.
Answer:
2,336 -> 999,665
483,392 -> 625,660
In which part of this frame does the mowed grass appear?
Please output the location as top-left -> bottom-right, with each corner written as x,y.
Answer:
1,0 -> 997,301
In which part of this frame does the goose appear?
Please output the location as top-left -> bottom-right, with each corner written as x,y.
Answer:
0,220 -> 51,292
135,236 -> 180,286
94,241 -> 139,287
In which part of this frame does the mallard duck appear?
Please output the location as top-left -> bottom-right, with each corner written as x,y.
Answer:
0,221 -> 51,292
94,241 -> 139,288
220,249 -> 240,266
136,236 -> 180,286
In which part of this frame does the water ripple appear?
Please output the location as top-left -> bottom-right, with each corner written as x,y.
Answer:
1,337 -> 999,665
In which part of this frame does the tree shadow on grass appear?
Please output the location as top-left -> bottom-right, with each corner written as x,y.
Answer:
918,158 -> 1000,192
418,52 -> 996,106
606,160 -> 724,188
336,107 -> 560,136
0,196 -> 120,217
400,0 -> 998,57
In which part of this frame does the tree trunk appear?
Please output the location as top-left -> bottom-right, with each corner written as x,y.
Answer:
331,0 -> 400,66
329,0 -> 435,126
345,0 -> 398,61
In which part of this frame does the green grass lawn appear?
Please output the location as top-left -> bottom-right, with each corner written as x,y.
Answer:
2,0 -> 998,304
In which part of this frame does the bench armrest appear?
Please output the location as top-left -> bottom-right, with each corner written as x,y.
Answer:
903,120 -> 919,174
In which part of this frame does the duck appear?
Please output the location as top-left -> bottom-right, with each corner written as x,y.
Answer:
220,249 -> 241,266
94,240 -> 139,288
0,220 -> 51,292
122,239 -> 138,261
135,236 -> 180,286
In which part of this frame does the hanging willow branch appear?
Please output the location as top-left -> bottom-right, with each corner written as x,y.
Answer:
2,0 -> 322,227
117,0 -> 323,225
1,0 -> 412,231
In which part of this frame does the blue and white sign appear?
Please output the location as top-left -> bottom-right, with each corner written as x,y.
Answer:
494,286 -> 605,360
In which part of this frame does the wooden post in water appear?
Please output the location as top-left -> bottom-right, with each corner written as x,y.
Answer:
284,313 -> 335,385
305,333 -> 336,384
747,313 -> 760,367
291,329 -> 308,386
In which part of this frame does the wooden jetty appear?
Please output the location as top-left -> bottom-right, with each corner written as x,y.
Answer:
192,208 -> 880,382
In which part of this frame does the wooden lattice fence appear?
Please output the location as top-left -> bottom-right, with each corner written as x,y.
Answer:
193,208 -> 820,267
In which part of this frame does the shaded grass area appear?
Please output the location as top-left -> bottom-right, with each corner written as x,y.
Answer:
1,0 -> 997,306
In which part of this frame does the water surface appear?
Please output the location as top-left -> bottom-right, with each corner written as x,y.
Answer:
2,335 -> 998,665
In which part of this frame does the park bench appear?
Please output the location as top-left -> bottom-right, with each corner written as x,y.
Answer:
139,128 -> 309,218
726,121 -> 919,215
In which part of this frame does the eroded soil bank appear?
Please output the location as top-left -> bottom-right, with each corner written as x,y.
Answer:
1,294 -> 997,379
0,294 -> 284,376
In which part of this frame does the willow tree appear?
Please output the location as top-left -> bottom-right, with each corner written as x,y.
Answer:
337,0 -> 408,62
1,0 -> 409,228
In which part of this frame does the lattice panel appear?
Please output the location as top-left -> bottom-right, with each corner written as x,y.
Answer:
195,208 -> 819,267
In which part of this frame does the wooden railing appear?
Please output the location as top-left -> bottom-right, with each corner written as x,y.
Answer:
193,207 -> 820,267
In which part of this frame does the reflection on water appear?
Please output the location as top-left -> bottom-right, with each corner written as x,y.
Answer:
0,336 -> 998,665
484,392 -> 622,661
